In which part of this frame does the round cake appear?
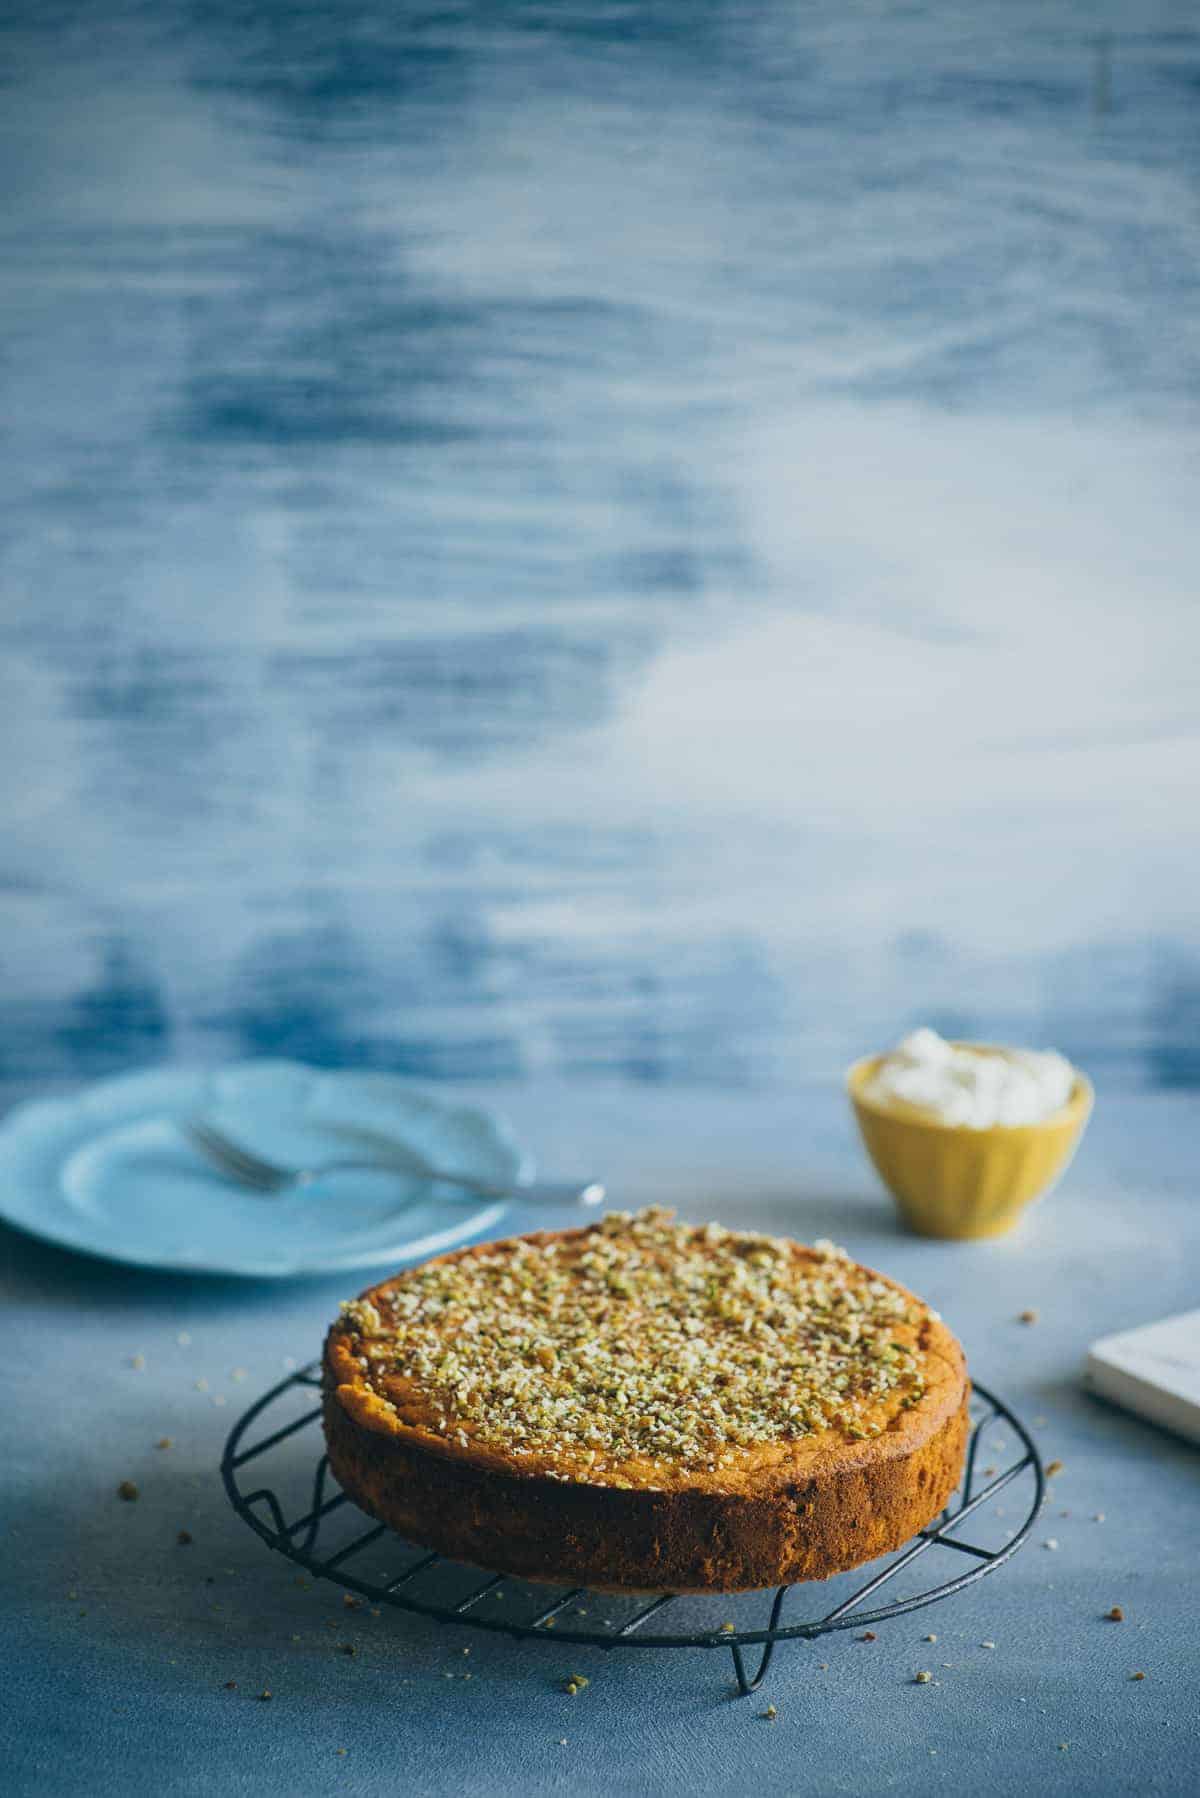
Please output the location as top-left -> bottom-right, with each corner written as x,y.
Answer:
322,1208 -> 969,1593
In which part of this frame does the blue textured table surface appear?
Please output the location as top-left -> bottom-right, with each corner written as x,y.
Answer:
2,1081 -> 1197,1797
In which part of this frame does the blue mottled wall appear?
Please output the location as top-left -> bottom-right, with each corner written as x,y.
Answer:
2,1 -> 1199,1099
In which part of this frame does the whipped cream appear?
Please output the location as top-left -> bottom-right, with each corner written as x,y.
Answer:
865,1028 -> 1076,1129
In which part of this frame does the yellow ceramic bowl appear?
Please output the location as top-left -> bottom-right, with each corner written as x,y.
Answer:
846,1047 -> 1093,1239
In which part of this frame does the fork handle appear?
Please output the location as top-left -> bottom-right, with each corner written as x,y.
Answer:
298,1160 -> 605,1207
475,1177 -> 606,1207
370,1160 -> 605,1207
421,1172 -> 605,1207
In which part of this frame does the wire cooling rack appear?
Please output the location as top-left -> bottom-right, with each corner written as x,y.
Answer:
222,1368 -> 1043,1696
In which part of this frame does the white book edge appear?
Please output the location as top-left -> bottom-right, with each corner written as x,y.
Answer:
1085,1308 -> 1200,1449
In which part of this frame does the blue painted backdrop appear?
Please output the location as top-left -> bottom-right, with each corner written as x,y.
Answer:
3,0 -> 1198,1102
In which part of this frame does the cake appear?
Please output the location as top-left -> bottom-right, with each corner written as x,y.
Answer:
322,1209 -> 969,1593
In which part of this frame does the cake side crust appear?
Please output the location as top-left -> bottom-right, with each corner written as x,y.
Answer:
321,1365 -> 969,1592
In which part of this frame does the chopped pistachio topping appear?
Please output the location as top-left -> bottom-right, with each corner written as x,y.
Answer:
335,1209 -> 928,1480
339,1298 -> 383,1336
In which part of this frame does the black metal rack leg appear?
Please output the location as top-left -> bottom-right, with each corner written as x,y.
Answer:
729,1585 -> 791,1695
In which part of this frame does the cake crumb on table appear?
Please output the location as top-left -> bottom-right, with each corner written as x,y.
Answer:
924,1633 -> 937,1643
1130,1671 -> 1146,1681
1046,1460 -> 1064,1477
760,1704 -> 778,1721
117,1480 -> 139,1502
860,1630 -> 876,1641
914,1671 -> 932,1684
177,1530 -> 193,1546
1106,1606 -> 1124,1622
1018,1310 -> 1038,1325
156,1437 -> 172,1450
258,1690 -> 272,1701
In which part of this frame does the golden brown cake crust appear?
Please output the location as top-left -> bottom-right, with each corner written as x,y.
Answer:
322,1213 -> 969,1593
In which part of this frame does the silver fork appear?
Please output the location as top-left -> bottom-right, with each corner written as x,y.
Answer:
181,1118 -> 605,1207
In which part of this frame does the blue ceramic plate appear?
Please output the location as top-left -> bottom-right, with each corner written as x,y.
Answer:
0,1061 -> 526,1278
